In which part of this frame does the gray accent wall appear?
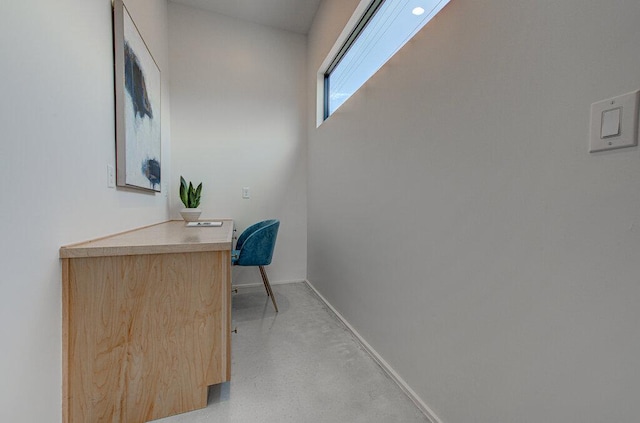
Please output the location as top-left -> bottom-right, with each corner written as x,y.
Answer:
307,0 -> 640,421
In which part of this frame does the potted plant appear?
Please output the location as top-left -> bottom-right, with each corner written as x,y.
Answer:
179,176 -> 203,222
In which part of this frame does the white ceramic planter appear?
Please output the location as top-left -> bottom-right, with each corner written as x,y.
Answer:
180,208 -> 201,222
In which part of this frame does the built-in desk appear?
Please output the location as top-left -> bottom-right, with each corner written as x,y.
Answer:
60,220 -> 233,423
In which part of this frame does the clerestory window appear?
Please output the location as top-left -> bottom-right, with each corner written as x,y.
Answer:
323,0 -> 451,120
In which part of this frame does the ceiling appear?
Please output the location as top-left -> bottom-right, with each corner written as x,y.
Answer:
170,0 -> 323,34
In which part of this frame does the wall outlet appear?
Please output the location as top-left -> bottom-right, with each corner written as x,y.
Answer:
242,187 -> 250,199
107,164 -> 115,188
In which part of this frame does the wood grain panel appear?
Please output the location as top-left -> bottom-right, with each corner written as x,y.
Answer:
61,258 -> 70,423
64,251 -> 229,423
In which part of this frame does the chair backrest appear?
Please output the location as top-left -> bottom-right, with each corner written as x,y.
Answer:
235,219 -> 280,266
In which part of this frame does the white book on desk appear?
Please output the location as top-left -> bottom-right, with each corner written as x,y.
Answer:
186,221 -> 223,227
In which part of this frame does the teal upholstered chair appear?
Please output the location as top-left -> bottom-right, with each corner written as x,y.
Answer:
231,219 -> 280,312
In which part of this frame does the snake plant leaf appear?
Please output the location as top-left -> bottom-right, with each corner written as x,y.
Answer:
179,176 -> 188,207
194,183 -> 203,207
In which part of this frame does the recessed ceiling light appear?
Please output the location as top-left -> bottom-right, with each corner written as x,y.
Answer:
412,7 -> 425,16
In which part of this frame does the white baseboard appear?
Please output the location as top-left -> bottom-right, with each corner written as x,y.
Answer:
305,279 -> 443,423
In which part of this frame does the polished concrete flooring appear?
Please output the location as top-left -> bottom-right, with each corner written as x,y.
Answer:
157,282 -> 428,423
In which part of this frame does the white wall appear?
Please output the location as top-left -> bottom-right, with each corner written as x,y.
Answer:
308,1 -> 640,422
168,3 -> 307,285
0,0 -> 170,421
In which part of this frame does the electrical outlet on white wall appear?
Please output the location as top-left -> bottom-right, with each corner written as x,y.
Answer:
107,164 -> 115,188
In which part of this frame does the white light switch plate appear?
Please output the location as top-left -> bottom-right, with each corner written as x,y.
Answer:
589,90 -> 639,153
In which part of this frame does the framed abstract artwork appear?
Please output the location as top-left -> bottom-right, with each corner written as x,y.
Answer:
113,0 -> 161,192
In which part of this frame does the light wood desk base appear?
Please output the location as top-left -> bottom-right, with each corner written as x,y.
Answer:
60,220 -> 232,423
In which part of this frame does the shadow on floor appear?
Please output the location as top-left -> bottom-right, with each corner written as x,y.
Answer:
231,285 -> 290,323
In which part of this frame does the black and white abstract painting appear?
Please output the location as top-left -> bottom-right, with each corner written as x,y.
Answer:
114,0 -> 161,192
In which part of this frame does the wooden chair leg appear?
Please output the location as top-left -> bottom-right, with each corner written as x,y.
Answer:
258,267 -> 270,297
258,265 -> 278,312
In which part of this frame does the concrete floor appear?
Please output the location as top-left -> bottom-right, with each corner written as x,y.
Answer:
156,282 -> 429,423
